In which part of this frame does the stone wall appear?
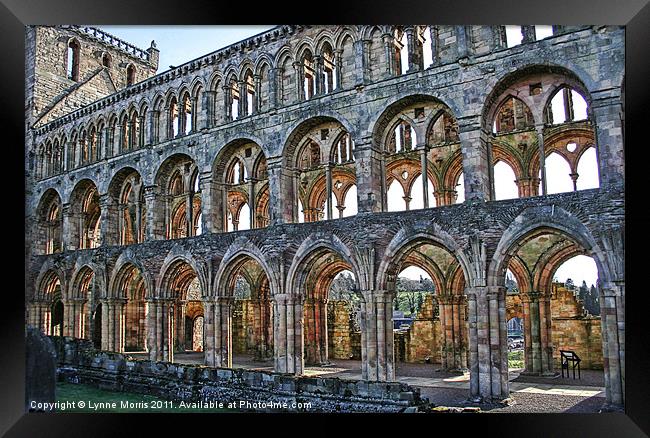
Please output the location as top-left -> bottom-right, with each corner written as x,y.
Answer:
26,26 -> 158,127
551,284 -> 603,369
52,336 -> 424,412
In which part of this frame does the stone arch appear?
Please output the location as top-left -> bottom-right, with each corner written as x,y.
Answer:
35,265 -> 65,302
157,252 -> 208,300
482,64 -> 595,132
376,227 -> 471,293
67,178 -> 102,250
108,252 -> 152,299
34,187 -> 63,255
370,94 -> 461,148
488,206 -> 610,287
214,238 -> 279,298
286,233 -> 361,298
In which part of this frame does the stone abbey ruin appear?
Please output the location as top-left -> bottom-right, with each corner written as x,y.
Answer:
25,25 -> 625,410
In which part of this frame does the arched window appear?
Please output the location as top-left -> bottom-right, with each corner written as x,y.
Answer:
67,39 -> 80,81
547,87 -> 589,124
243,70 -> 255,116
169,96 -> 179,138
493,96 -> 534,134
229,78 -> 240,120
302,50 -> 316,100
388,120 -> 417,153
332,133 -> 355,164
126,64 -> 136,86
297,140 -> 321,170
422,26 -> 435,68
395,28 -> 408,75
321,43 -> 337,93
101,52 -> 112,68
181,93 -> 192,134
493,161 -> 519,200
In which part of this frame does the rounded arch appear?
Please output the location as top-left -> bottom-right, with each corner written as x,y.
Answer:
108,253 -> 151,299
482,63 -> 595,131
286,233 -> 362,297
69,264 -> 98,301
35,267 -> 64,302
281,114 -> 357,166
369,94 -> 461,149
487,206 -> 610,287
376,228 -> 471,293
334,26 -> 360,50
214,240 -> 278,298
157,255 -> 205,300
253,53 -> 274,76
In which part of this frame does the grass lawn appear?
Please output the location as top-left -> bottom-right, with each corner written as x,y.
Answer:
56,382 -> 232,413
508,350 -> 524,369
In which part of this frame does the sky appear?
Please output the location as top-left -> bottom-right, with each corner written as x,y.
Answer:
97,26 -> 274,74
96,26 -> 599,287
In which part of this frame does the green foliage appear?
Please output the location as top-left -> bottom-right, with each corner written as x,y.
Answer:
508,350 -> 524,369
578,281 -> 600,315
55,382 -> 231,412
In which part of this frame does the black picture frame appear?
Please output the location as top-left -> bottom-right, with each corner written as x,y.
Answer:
3,0 -> 648,435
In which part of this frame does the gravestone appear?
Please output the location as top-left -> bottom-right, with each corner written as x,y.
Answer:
25,327 -> 57,412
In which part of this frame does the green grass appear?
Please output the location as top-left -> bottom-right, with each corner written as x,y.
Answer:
55,382 -> 232,413
508,350 -> 524,369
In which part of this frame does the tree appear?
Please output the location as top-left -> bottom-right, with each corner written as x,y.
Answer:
565,278 -> 575,290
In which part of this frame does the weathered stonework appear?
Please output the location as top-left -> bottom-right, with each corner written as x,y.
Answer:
25,25 -> 625,408
53,336 -> 424,412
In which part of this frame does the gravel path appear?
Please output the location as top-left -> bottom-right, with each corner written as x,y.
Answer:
417,386 -> 606,413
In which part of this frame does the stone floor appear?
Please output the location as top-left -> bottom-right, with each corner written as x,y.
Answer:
127,351 -> 608,413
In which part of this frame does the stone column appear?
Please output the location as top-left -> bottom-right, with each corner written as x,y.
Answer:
466,286 -> 509,401
382,32 -> 396,78
352,39 -> 365,85
175,301 -> 187,352
147,299 -> 174,362
591,93 -> 624,189
214,296 -> 233,367
458,118 -> 491,202
98,193 -> 117,246
354,137 -> 383,214
293,61 -> 304,101
455,26 -> 470,59
521,26 -> 536,43
360,290 -> 395,381
534,124 -> 547,195
325,164 -> 333,220
63,300 -> 75,337
205,91 -> 217,129
253,74 -> 262,113
248,179 -> 256,229
61,204 -> 77,251
273,294 -> 304,375
269,68 -> 280,108
222,85 -> 232,121
439,294 -> 468,370
100,299 -> 109,351
406,27 -> 423,72
313,55 -> 324,95
600,283 -> 625,408
143,185 -> 164,240
238,80 -> 248,117
148,110 -> 160,145
419,146 -> 430,208
266,157 -> 293,224
520,290 -> 555,375
334,50 -> 343,89
427,26 -> 440,67
492,26 -> 506,51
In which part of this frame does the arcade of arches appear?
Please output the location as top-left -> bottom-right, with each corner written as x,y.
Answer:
27,25 -> 624,409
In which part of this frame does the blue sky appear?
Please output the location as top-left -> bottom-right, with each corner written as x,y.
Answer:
97,26 -> 274,73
